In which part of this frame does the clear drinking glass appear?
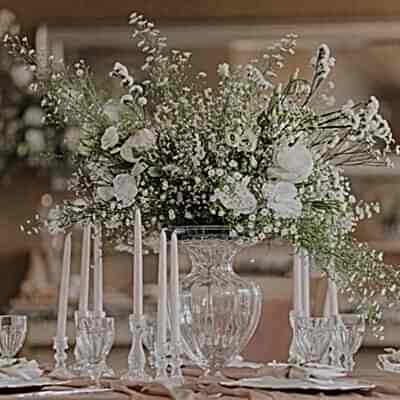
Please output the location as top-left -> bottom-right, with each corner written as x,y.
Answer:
0,315 -> 27,363
77,316 -> 115,387
173,226 -> 263,377
291,313 -> 334,365
333,314 -> 365,372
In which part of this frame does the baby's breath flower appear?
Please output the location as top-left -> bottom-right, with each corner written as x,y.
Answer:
6,12 -> 399,335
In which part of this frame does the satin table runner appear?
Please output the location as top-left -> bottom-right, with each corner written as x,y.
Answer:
0,369 -> 399,400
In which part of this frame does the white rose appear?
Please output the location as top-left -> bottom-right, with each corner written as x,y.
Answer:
262,181 -> 302,219
215,178 -> 257,215
113,174 -> 138,207
23,106 -> 44,127
269,142 -> 313,183
101,126 -> 119,150
25,129 -> 45,152
120,128 -> 156,162
97,186 -> 114,202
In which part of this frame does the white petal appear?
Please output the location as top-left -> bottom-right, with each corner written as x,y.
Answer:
101,126 -> 119,150
113,174 -> 137,207
120,137 -> 137,163
97,186 -> 114,201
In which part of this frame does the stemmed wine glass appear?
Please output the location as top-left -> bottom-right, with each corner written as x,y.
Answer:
0,315 -> 27,365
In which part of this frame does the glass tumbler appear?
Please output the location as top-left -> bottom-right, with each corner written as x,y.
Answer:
0,315 -> 27,363
291,313 -> 334,365
333,314 -> 365,372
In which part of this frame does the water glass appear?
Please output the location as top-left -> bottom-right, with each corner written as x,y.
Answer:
0,315 -> 27,363
333,314 -> 365,372
77,316 -> 115,387
291,313 -> 334,365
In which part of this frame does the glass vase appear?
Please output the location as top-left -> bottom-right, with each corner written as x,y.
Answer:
174,225 -> 263,376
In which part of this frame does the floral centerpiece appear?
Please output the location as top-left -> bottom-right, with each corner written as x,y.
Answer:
0,9 -> 77,183
4,12 -> 400,334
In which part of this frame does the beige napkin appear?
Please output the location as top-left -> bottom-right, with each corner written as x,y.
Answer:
0,359 -> 43,381
48,367 -> 76,380
183,365 -> 291,381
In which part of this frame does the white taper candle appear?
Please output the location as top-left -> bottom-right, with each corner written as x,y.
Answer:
157,230 -> 168,349
56,232 -> 71,340
170,231 -> 180,345
35,25 -> 48,72
134,209 -> 143,316
302,250 -> 311,317
78,224 -> 91,314
293,250 -> 304,316
327,278 -> 339,316
51,39 -> 64,68
93,224 -> 103,315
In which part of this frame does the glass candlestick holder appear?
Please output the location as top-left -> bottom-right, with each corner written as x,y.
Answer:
73,311 -> 88,376
121,314 -> 152,383
50,336 -> 72,377
288,311 -> 303,364
153,342 -> 169,382
168,340 -> 184,385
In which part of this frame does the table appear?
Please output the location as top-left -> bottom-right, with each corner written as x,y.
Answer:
0,370 -> 400,400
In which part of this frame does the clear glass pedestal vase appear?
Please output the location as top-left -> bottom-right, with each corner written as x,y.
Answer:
174,226 -> 263,376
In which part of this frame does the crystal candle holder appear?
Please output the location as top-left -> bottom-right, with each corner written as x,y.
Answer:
168,341 -> 184,384
73,311 -> 88,376
121,314 -> 152,383
51,336 -> 70,376
288,311 -> 303,364
153,342 -> 169,382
